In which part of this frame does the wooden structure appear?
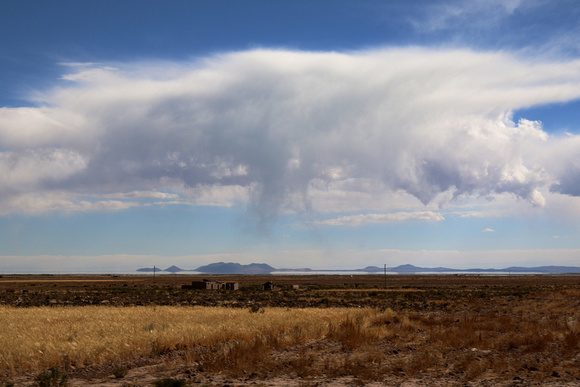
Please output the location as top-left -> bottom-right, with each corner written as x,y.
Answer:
263,281 -> 283,291
182,279 -> 239,290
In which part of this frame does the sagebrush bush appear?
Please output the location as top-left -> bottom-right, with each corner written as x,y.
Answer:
33,367 -> 68,387
112,365 -> 128,378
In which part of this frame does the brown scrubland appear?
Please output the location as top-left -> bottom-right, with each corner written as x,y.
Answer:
0,274 -> 578,386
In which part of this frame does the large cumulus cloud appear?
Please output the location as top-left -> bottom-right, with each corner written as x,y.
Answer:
1,47 -> 580,220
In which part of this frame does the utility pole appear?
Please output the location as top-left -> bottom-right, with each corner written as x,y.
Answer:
384,264 -> 387,290
153,265 -> 156,280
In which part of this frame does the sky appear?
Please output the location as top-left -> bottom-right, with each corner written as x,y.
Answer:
1,0 -> 580,273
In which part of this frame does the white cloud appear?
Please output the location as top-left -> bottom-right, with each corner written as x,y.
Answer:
0,148 -> 86,189
2,48 -> 580,220
88,190 -> 180,200
313,211 -> 444,227
57,62 -> 100,67
185,184 -> 251,207
482,228 -> 495,232
414,0 -> 537,32
0,192 -> 142,216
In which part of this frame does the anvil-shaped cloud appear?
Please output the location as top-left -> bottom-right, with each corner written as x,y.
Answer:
1,48 -> 580,221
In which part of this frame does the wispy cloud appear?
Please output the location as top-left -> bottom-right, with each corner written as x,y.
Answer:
482,228 -> 496,232
313,211 -> 445,227
0,192 -> 142,216
57,62 -> 101,68
87,191 -> 180,200
414,0 -> 530,32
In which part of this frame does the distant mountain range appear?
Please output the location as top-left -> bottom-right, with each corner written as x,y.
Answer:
137,265 -> 183,273
361,264 -> 580,274
137,262 -> 580,274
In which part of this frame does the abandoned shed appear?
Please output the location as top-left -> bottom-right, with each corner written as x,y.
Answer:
182,279 -> 239,290
263,281 -> 283,291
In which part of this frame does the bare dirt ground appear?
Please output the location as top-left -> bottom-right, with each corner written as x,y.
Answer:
1,273 -> 579,386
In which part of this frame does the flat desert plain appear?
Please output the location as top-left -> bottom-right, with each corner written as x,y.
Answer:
0,274 -> 578,386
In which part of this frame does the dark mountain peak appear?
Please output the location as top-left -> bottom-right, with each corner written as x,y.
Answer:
195,262 -> 276,274
164,265 -> 184,273
136,267 -> 155,272
394,264 -> 418,269
362,266 -> 382,271
390,264 -> 422,272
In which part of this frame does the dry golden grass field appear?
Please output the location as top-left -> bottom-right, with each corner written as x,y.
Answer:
0,274 -> 578,386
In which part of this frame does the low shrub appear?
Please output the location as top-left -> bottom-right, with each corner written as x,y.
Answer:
153,378 -> 186,387
33,367 -> 68,387
112,365 -> 128,378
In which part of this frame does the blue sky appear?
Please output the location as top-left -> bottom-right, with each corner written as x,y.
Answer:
1,0 -> 580,272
